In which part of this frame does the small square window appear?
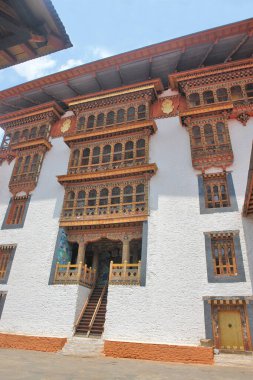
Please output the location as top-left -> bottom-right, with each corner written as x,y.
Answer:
203,173 -> 230,209
2,196 -> 30,229
0,245 -> 16,284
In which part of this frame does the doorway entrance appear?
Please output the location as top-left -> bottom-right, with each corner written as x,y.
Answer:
218,310 -> 244,351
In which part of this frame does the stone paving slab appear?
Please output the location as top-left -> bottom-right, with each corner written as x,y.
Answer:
0,349 -> 253,380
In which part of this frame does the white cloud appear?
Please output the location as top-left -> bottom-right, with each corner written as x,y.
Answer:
59,58 -> 84,71
13,56 -> 57,81
88,47 -> 113,60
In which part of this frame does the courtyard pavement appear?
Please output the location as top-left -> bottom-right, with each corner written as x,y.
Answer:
0,349 -> 253,380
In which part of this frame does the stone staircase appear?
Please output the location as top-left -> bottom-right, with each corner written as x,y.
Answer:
61,336 -> 104,357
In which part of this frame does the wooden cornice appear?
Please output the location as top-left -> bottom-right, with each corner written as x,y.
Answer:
60,215 -> 148,227
57,163 -> 157,184
0,102 -> 64,129
64,120 -> 157,145
180,102 -> 233,119
169,58 -> 253,89
10,138 -> 52,151
66,79 -> 163,107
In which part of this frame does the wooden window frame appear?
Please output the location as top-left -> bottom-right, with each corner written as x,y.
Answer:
0,245 -> 16,284
203,173 -> 230,209
211,234 -> 237,276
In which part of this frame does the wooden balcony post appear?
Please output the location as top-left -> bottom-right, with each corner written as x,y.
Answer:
109,260 -> 113,282
54,262 -> 59,283
122,236 -> 130,263
84,264 -> 87,283
77,261 -> 82,282
123,260 -> 127,282
137,261 -> 141,283
66,261 -> 71,280
77,241 -> 86,264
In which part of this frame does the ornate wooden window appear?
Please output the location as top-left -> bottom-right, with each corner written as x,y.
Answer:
96,113 -> 104,127
6,196 -> 28,226
211,234 -> 237,276
204,124 -> 215,146
77,116 -> 85,131
62,181 -> 147,220
12,131 -> 20,143
203,173 -> 230,209
38,125 -> 47,137
0,245 -> 15,283
117,109 -> 125,123
203,90 -> 214,104
102,145 -> 111,163
127,107 -> 135,121
106,111 -> 115,126
22,129 -> 29,139
87,115 -> 95,130
188,117 -> 232,170
68,136 -> 148,174
10,152 -> 43,185
189,93 -> 200,107
245,83 -> 253,98
113,143 -> 122,162
231,85 -> 243,100
138,105 -> 146,120
216,88 -> 228,102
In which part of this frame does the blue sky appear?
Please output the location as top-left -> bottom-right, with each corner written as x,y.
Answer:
0,0 -> 252,92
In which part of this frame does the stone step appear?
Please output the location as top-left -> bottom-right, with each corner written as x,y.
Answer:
61,337 -> 104,358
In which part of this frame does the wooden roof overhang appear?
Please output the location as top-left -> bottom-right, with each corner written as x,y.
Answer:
243,143 -> 253,216
57,163 -> 158,185
0,0 -> 72,70
59,215 -> 148,228
1,18 -> 253,116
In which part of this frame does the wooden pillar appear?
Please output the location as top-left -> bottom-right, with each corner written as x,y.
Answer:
77,241 -> 86,264
122,236 -> 130,263
92,247 -> 99,270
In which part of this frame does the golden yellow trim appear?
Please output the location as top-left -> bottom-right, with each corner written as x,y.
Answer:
69,85 -> 156,106
57,163 -> 157,183
60,215 -> 148,227
179,102 -> 233,117
11,138 -> 52,151
64,120 -> 157,143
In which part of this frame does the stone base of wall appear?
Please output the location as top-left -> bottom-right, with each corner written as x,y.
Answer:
0,333 -> 67,352
104,340 -> 214,365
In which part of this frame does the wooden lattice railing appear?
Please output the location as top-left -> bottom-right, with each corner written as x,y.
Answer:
54,262 -> 96,287
109,261 -> 141,285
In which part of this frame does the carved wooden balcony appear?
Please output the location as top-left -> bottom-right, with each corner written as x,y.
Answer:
109,261 -> 141,285
54,262 -> 96,287
60,201 -> 148,227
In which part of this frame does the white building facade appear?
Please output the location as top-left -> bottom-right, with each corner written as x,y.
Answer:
0,19 -> 253,364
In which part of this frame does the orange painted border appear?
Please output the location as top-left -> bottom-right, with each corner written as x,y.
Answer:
0,333 -> 66,352
104,340 -> 214,365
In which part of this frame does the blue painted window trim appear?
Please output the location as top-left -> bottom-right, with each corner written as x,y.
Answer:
204,231 -> 246,283
198,172 -> 238,214
0,246 -> 16,284
1,195 -> 31,230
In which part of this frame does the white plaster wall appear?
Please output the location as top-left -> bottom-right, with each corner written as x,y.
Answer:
104,116 -> 253,346
0,137 -> 90,337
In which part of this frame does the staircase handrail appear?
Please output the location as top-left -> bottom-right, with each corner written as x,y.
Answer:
74,282 -> 96,330
87,283 -> 108,337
